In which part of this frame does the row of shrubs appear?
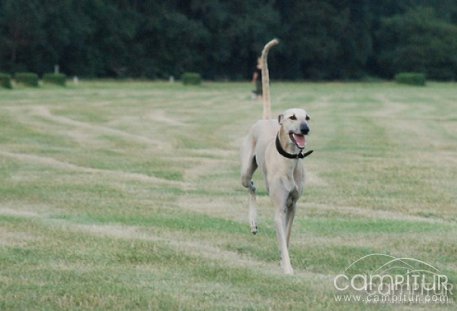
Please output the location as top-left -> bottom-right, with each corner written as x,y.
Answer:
394,72 -> 426,86
181,72 -> 428,86
1,72 -> 202,87
181,72 -> 202,85
0,72 -> 66,89
180,72 -> 428,87
1,71 -> 427,88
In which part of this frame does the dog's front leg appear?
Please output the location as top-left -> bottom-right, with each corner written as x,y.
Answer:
286,203 -> 296,248
274,206 -> 293,274
271,188 -> 294,275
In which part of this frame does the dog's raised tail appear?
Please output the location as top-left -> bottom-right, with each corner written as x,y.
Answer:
261,38 -> 279,120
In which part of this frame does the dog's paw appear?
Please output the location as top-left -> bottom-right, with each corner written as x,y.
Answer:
280,260 -> 294,275
284,267 -> 294,275
250,220 -> 258,235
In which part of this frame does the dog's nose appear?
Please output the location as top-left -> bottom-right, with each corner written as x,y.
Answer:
300,123 -> 310,135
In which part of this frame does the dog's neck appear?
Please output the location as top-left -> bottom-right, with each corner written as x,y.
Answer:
276,129 -> 313,159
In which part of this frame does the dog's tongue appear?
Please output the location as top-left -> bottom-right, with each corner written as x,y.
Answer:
293,134 -> 306,149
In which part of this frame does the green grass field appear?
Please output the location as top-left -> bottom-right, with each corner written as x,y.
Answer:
1,81 -> 456,310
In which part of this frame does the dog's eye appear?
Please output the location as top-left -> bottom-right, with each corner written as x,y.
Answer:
289,115 -> 297,120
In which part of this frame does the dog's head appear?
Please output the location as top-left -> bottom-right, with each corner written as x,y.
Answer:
278,108 -> 311,149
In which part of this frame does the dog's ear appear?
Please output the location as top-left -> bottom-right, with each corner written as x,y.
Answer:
278,114 -> 284,124
306,114 -> 311,121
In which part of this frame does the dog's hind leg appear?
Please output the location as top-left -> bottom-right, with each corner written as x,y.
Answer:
247,180 -> 258,234
241,137 -> 259,234
241,159 -> 258,234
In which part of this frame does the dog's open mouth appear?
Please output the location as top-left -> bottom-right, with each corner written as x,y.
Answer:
289,133 -> 306,149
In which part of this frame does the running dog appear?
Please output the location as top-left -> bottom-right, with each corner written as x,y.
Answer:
240,39 -> 312,274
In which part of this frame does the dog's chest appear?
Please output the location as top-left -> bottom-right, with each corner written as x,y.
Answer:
287,168 -> 305,194
277,162 -> 305,195
263,142 -> 305,194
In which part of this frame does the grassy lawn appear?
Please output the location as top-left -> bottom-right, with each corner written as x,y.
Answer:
0,80 -> 456,310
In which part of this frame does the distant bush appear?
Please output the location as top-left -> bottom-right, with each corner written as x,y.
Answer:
394,72 -> 426,86
15,72 -> 39,87
43,73 -> 66,86
181,72 -> 202,85
0,73 -> 13,89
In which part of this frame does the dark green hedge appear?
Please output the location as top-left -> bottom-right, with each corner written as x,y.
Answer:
0,73 -> 13,89
394,72 -> 426,86
43,73 -> 66,86
15,72 -> 39,87
181,72 -> 202,85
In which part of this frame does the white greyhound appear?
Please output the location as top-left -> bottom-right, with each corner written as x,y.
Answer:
240,39 -> 312,274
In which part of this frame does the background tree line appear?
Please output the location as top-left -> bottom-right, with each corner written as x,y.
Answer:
1,0 -> 457,80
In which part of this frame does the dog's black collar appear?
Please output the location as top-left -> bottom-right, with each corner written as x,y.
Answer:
275,134 -> 313,159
